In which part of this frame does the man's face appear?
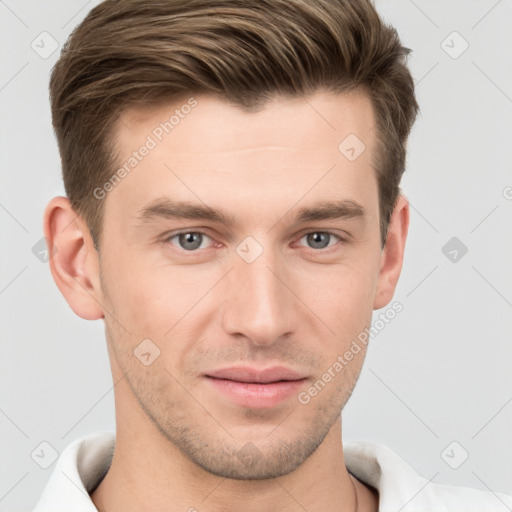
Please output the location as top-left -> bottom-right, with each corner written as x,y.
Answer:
98,90 -> 383,478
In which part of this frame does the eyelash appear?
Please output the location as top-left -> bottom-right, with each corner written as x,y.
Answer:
162,230 -> 346,255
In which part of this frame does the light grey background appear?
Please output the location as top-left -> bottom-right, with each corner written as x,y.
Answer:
1,0 -> 511,510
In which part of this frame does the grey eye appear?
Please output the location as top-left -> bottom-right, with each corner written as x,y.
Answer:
303,232 -> 338,249
177,232 -> 204,251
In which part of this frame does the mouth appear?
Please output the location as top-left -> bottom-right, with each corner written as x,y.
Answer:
204,366 -> 308,408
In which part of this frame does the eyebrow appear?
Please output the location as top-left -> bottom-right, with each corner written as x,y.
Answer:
135,197 -> 365,227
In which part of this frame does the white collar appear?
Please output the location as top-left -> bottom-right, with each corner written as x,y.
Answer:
34,432 -> 512,512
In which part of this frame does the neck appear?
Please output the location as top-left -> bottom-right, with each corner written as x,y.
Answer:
91,417 -> 377,512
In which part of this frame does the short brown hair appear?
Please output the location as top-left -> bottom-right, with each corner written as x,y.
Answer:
50,0 -> 418,250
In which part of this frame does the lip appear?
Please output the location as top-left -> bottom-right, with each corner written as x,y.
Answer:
206,366 -> 306,383
204,366 -> 307,408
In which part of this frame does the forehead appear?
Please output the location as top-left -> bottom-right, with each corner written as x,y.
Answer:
117,90 -> 375,155
105,90 -> 379,229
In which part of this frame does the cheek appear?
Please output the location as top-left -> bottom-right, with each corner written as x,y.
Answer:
101,251 -> 194,337
302,257 -> 378,333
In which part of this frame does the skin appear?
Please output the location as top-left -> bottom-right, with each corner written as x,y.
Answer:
44,90 -> 409,512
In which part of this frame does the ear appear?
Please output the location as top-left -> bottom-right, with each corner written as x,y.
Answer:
43,196 -> 105,320
373,194 -> 409,310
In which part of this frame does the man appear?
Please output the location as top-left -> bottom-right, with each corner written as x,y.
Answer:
35,0 -> 511,510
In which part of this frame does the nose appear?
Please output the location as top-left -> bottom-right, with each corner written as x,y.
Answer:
221,244 -> 296,346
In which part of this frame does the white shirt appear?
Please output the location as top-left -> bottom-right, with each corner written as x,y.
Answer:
33,432 -> 512,512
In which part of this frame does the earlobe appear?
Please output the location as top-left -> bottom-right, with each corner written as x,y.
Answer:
373,194 -> 409,310
43,196 -> 105,320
